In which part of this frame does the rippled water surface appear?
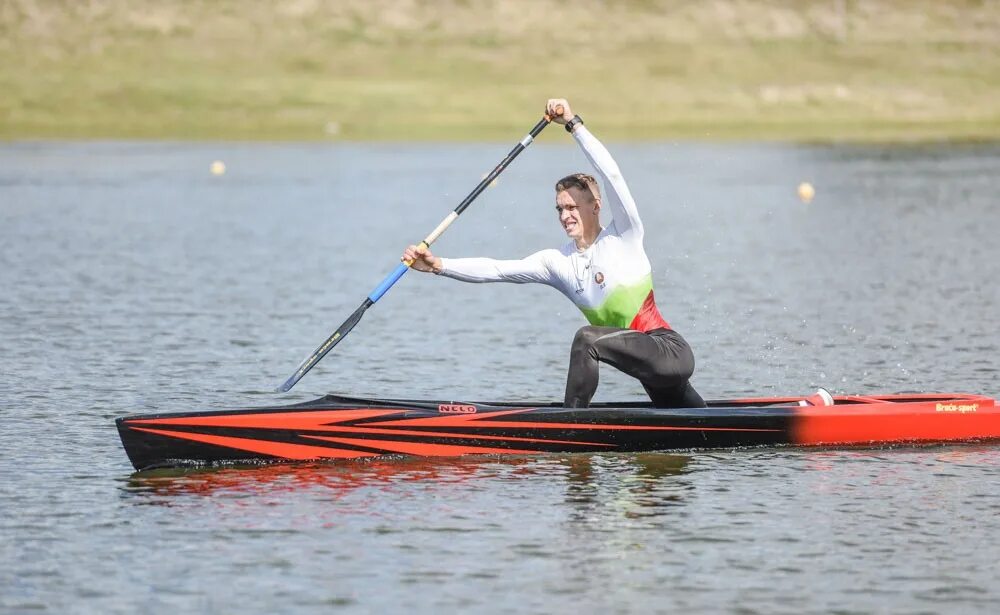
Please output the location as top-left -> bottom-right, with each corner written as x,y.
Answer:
2,141 -> 998,613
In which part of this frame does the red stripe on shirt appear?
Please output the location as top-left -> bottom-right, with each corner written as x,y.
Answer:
629,290 -> 671,332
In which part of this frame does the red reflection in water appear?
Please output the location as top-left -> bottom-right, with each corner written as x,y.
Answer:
126,452 -> 694,499
123,454 -> 591,503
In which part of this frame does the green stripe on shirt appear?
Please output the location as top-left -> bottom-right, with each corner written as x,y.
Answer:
578,274 -> 654,328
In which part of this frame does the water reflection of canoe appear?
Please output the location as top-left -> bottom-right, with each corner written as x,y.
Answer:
116,393 -> 1000,471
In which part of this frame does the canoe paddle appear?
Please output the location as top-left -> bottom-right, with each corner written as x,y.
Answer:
276,108 -> 561,392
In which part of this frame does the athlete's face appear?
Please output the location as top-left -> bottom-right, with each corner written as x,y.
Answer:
555,187 -> 600,241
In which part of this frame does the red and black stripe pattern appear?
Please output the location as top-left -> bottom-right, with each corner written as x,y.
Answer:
117,395 -> 790,470
116,393 -> 1000,471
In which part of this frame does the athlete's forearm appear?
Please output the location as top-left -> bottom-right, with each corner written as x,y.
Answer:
573,125 -> 643,238
438,253 -> 551,284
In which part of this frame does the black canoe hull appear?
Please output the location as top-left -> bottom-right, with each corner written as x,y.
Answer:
116,393 -> 1000,471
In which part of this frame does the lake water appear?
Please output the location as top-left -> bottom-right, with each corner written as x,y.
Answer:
1,139 -> 998,613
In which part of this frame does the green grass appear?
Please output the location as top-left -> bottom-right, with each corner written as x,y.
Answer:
2,0 -> 998,142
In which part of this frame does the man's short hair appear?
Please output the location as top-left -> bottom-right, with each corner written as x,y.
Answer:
555,173 -> 601,204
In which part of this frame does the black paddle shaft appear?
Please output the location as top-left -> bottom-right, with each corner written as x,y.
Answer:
276,113 -> 556,392
455,116 -> 553,216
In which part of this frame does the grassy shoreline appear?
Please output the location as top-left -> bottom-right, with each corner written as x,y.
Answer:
3,1 -> 998,142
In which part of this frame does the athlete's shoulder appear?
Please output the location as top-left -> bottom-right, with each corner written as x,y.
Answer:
530,247 -> 565,265
602,220 -> 644,247
555,242 -> 576,258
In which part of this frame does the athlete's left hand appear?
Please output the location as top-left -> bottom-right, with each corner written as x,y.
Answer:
546,99 -> 574,124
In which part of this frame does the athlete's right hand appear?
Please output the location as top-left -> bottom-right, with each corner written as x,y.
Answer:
546,98 -> 573,124
402,244 -> 442,273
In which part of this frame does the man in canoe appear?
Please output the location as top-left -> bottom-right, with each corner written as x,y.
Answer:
403,98 -> 705,409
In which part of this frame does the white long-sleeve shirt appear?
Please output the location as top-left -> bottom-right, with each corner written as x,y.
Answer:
438,125 -> 670,332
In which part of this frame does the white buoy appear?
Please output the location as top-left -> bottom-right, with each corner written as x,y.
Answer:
211,160 -> 226,176
798,181 -> 815,203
